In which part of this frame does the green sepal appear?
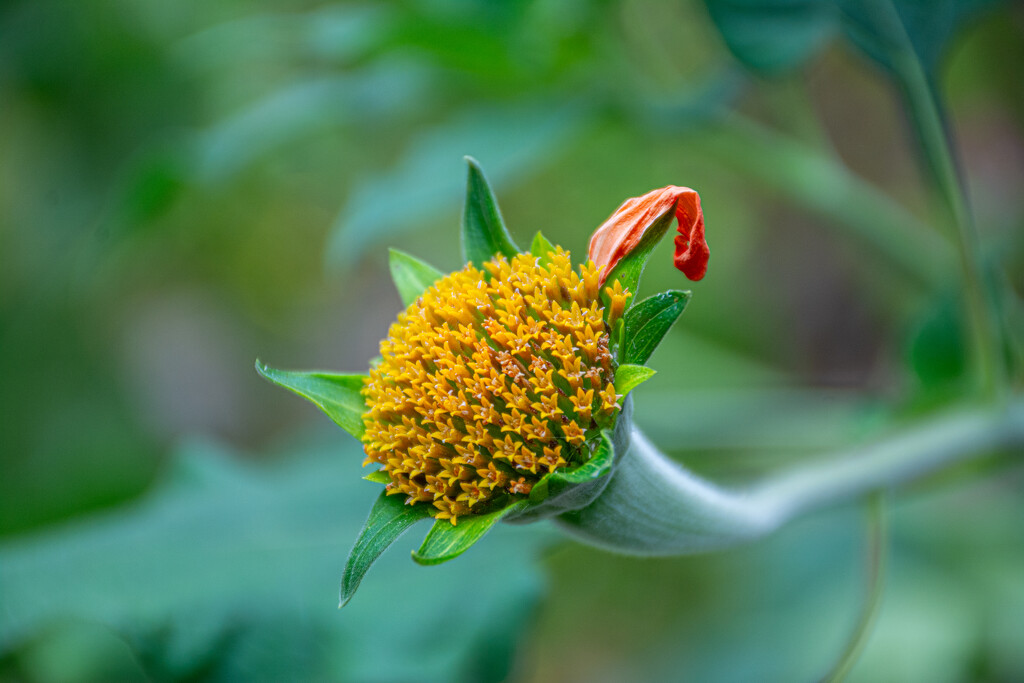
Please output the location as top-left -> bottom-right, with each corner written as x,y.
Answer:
601,200 -> 678,313
622,290 -> 691,365
614,364 -> 656,399
506,397 -> 632,524
388,248 -> 444,307
530,231 -> 556,265
340,491 -> 434,606
461,156 -> 520,266
255,361 -> 367,439
529,430 -> 613,503
412,500 -> 529,566
362,470 -> 391,484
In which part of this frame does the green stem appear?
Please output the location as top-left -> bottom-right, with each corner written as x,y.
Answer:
872,0 -> 1004,397
821,493 -> 888,683
556,399 -> 1024,555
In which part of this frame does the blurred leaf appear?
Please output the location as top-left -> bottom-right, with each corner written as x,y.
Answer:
704,0 -> 838,74
341,490 -> 434,607
834,0 -> 1005,200
106,144 -> 189,233
614,364 -> 657,398
170,6 -> 395,71
388,248 -> 445,306
907,293 -> 967,391
326,101 -> 592,268
602,204 -> 677,311
0,434 -> 553,682
706,0 -> 1003,78
255,362 -> 366,439
691,116 -> 950,288
461,156 -> 520,265
610,480 -> 1024,682
412,501 -> 529,566
838,0 -> 1003,78
622,290 -> 692,365
194,62 -> 435,184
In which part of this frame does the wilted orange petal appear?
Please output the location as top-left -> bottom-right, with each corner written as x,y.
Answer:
588,186 -> 709,284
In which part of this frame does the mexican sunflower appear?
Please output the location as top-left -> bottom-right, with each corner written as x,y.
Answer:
257,158 -> 708,604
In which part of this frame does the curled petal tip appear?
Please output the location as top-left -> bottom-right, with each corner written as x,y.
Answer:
588,186 -> 709,284
671,189 -> 708,281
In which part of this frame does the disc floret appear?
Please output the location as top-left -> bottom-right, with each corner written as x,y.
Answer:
361,248 -> 630,524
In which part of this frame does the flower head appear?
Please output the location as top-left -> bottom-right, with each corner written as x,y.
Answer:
257,157 -> 707,603
589,185 -> 708,283
361,249 -> 626,524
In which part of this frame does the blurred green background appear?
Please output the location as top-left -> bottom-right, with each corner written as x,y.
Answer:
2,1 -> 1023,681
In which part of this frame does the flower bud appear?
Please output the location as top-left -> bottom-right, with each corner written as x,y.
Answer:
589,186 -> 709,283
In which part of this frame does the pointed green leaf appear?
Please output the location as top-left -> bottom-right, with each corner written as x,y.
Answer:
622,290 -> 692,365
461,156 -> 520,265
530,231 -> 556,264
340,492 -> 434,607
388,248 -> 445,306
614,364 -> 656,399
255,361 -> 367,439
530,430 -> 614,504
412,501 -> 529,566
362,470 -> 391,484
602,201 -> 677,308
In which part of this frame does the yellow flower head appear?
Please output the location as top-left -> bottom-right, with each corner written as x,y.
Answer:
361,248 -> 630,524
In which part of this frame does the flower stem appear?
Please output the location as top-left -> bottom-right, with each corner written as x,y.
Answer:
556,399 -> 1024,555
821,493 -> 887,683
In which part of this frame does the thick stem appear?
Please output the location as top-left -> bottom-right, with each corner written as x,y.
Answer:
556,400 -> 1024,555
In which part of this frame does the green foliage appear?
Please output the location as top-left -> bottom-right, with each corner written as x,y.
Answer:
908,294 -> 968,391
341,490 -> 434,606
388,248 -> 445,306
412,501 -> 530,566
704,0 -> 838,74
255,363 -> 367,439
326,103 -> 585,267
460,156 -> 521,265
705,0 -> 1003,77
0,435 -> 551,682
838,0 -> 1003,78
614,364 -> 657,399
622,290 -> 692,365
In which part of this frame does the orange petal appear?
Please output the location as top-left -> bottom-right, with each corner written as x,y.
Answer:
588,186 -> 709,284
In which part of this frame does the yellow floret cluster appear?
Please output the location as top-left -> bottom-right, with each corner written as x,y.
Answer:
361,248 -> 631,524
